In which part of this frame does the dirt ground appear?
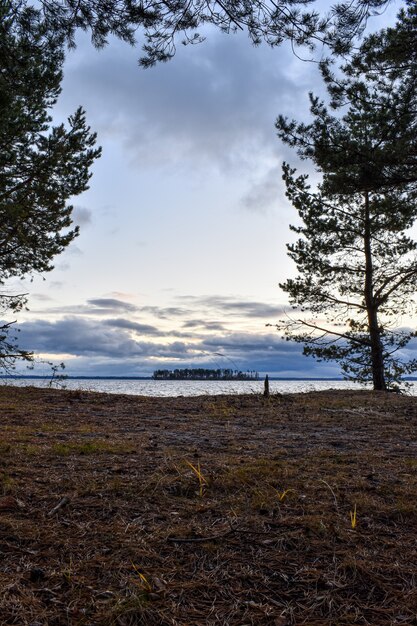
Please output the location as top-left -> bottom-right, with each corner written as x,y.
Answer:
1,385 -> 417,625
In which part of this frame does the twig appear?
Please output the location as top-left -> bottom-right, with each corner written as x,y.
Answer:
47,496 -> 70,516
318,479 -> 339,511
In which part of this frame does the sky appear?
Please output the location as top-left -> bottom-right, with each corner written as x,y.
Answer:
11,1 -> 408,378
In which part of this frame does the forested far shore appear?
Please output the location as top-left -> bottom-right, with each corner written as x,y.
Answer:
152,368 -> 260,380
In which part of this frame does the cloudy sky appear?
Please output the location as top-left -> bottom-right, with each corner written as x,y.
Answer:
13,2 -> 405,378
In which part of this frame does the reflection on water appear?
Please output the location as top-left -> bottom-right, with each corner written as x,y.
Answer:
2,377 -> 408,397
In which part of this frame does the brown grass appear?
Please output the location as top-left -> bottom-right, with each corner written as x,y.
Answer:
0,385 -> 417,625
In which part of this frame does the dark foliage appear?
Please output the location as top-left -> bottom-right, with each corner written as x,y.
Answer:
274,10 -> 417,390
348,0 -> 417,76
11,0 -> 393,66
0,4 -> 101,370
153,368 -> 259,380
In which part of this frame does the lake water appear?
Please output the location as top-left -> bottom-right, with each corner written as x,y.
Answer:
0,377 -> 399,396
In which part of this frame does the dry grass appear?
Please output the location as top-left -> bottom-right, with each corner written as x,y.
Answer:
0,385 -> 417,624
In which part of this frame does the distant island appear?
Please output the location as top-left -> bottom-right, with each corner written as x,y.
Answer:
152,368 -> 260,381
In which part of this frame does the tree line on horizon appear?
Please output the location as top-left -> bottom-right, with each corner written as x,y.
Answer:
152,368 -> 260,381
0,0 -> 416,390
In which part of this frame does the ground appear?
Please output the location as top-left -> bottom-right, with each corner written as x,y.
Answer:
0,385 -> 417,625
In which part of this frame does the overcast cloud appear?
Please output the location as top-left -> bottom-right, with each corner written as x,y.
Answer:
64,32 -> 304,168
16,293 -> 325,376
17,315 -> 321,376
13,6 -> 407,380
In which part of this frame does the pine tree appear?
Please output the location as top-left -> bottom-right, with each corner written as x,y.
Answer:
0,5 -> 101,370
10,0 -> 393,67
348,0 -> 416,77
274,16 -> 417,390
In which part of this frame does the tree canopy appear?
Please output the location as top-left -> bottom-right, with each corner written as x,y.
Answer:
11,0 -> 394,66
278,0 -> 417,198
275,16 -> 417,390
0,5 -> 101,370
348,0 -> 416,76
276,163 -> 417,390
152,368 -> 259,380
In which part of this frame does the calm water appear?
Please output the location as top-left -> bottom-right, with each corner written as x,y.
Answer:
0,377 -> 391,396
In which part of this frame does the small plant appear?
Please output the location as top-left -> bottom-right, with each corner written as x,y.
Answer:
0,472 -> 14,494
48,362 -> 68,389
131,563 -> 152,594
20,443 -> 41,456
62,556 -> 74,583
273,487 -> 295,502
185,460 -> 208,497
350,504 -> 357,529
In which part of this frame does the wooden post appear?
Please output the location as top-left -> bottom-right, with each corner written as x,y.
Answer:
263,374 -> 270,397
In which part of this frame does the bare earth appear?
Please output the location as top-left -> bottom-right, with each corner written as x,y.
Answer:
1,385 -> 417,625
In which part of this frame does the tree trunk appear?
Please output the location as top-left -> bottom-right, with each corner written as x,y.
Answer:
363,191 -> 387,391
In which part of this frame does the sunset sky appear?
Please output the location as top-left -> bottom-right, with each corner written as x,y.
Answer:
13,3 -> 408,378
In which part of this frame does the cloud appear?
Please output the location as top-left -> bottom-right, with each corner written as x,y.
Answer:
31,293 -> 55,303
87,298 -> 138,312
31,297 -> 140,317
17,292 -> 327,376
102,317 -> 162,336
16,314 -> 317,376
200,332 -> 293,351
19,318 -> 142,358
59,29 -> 314,177
72,206 -> 93,227
178,295 -> 288,319
55,262 -> 71,272
66,244 -> 83,256
17,317 -> 184,359
30,294 -> 290,331
182,319 -> 225,331
241,165 -> 283,213
139,306 -> 191,319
